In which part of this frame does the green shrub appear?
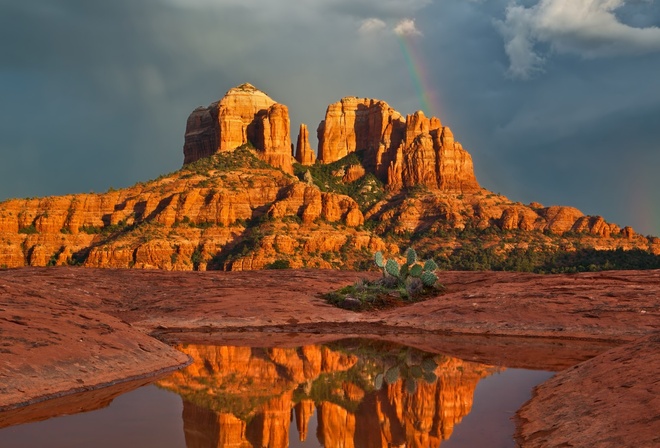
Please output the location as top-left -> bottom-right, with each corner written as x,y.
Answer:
323,248 -> 442,311
18,225 -> 38,234
79,225 -> 101,234
265,259 -> 290,269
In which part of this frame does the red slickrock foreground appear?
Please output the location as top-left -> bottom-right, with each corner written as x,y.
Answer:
0,267 -> 658,447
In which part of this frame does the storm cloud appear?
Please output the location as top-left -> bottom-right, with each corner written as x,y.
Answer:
0,0 -> 659,235
499,0 -> 660,78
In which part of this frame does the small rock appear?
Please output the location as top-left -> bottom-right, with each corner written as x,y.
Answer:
342,297 -> 362,310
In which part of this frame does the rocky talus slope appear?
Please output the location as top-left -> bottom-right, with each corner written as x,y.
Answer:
1,83 -> 658,270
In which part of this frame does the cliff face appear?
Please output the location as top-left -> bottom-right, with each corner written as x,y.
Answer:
1,83 -> 658,271
157,342 -> 496,448
0,151 -> 383,270
317,98 -> 479,192
183,83 -> 293,173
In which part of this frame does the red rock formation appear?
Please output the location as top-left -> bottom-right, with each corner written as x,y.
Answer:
435,127 -> 480,191
268,183 -> 364,227
0,162 -> 384,270
317,401 -> 357,448
183,83 -> 293,173
1,86 -> 657,271
538,206 -> 585,234
342,165 -> 366,183
317,97 -> 404,169
294,400 -> 315,442
255,103 -> 293,174
317,98 -> 479,192
295,123 -> 316,165
500,206 -> 541,231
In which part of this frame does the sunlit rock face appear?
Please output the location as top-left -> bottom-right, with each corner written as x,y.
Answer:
0,163 -> 372,270
2,83 -> 657,271
295,124 -> 316,166
183,83 -> 294,173
158,342 -> 497,448
317,98 -> 480,192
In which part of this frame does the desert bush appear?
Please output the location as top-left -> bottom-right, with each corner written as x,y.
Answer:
323,247 -> 442,311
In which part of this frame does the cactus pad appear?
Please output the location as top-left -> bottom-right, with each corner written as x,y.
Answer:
405,378 -> 418,394
420,271 -> 438,287
399,263 -> 409,279
409,264 -> 423,278
385,259 -> 400,277
374,251 -> 384,268
421,357 -> 438,372
406,247 -> 417,266
374,373 -> 384,390
384,366 -> 400,384
410,365 -> 423,379
423,259 -> 438,272
423,371 -> 438,384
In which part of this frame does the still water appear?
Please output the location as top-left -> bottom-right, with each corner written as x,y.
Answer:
0,340 -> 553,448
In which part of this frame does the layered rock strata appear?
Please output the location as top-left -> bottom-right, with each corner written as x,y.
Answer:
183,83 -> 294,173
317,97 -> 479,192
1,83 -> 658,271
0,164 -> 376,270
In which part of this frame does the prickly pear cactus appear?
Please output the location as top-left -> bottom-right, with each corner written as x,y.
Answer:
406,247 -> 417,266
420,271 -> 438,287
374,373 -> 384,390
423,371 -> 438,384
423,259 -> 438,272
374,251 -> 384,268
421,357 -> 438,372
385,259 -> 400,278
410,264 -> 423,278
384,366 -> 400,384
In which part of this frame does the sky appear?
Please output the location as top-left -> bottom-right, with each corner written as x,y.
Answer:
1,0 -> 659,236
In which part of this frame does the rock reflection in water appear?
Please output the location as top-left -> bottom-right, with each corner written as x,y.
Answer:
157,340 -> 499,448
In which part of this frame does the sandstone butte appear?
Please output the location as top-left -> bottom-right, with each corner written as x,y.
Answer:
1,82 -> 659,271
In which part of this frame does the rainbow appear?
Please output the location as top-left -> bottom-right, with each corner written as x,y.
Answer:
396,31 -> 441,118
630,173 -> 660,237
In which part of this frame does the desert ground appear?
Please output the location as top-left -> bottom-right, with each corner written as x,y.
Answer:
1,267 -> 658,447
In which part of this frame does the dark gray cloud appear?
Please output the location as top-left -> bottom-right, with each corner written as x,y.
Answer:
1,0 -> 659,235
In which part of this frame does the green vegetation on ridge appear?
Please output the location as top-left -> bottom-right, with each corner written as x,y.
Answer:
293,150 -> 385,211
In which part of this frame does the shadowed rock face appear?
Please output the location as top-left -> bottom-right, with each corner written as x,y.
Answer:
157,342 -> 497,448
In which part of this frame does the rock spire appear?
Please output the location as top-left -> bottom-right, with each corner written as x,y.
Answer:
295,123 -> 316,165
317,97 -> 480,192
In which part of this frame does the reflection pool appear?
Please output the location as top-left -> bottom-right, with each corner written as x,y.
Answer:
0,339 -> 554,447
